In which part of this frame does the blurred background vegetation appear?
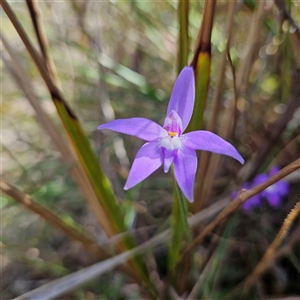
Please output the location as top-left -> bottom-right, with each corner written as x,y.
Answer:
1,0 -> 300,299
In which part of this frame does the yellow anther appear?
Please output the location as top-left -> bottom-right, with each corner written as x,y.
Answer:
168,131 -> 177,137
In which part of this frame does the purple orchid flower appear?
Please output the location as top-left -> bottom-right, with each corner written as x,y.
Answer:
241,174 -> 267,212
235,166 -> 290,212
98,67 -> 244,202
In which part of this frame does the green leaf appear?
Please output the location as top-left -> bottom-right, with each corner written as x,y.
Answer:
178,0 -> 189,74
188,52 -> 211,131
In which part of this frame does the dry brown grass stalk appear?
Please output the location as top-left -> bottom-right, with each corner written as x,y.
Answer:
181,158 -> 300,262
271,134 -> 300,166
194,0 -> 237,211
191,0 -> 216,68
1,0 -> 63,102
232,200 -> 300,295
273,224 -> 300,262
25,0 -> 61,88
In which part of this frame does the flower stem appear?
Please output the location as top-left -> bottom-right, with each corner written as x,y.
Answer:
174,181 -> 193,242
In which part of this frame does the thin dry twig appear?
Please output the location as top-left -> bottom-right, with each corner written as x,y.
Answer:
273,224 -> 300,261
271,133 -> 300,166
231,200 -> 300,296
1,0 -> 64,105
25,0 -> 61,88
187,245 -> 216,299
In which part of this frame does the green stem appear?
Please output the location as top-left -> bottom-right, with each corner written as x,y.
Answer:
174,181 -> 192,242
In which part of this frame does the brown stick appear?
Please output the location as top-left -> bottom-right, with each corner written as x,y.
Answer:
181,158 -> 300,260
1,0 -> 74,118
25,0 -> 61,88
232,200 -> 300,296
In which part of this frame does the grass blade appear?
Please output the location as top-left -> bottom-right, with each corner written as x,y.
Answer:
177,0 -> 189,74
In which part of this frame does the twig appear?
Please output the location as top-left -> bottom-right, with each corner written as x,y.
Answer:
273,224 -> 300,261
25,0 -> 61,88
271,133 -> 300,167
230,200 -> 300,296
187,246 -> 216,299
181,158 -> 300,261
1,0 -> 65,107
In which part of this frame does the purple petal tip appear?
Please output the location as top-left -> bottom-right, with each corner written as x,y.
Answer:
187,197 -> 194,203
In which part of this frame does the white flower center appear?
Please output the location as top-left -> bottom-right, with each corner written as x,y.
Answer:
160,135 -> 182,151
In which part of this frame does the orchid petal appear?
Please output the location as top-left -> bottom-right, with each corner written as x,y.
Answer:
98,118 -> 166,141
269,166 -> 280,176
167,67 -> 195,131
277,181 -> 289,196
163,110 -> 183,135
173,146 -> 197,202
266,193 -> 282,208
253,173 -> 268,185
242,194 -> 261,212
183,131 -> 245,164
124,141 -> 163,190
162,148 -> 174,173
